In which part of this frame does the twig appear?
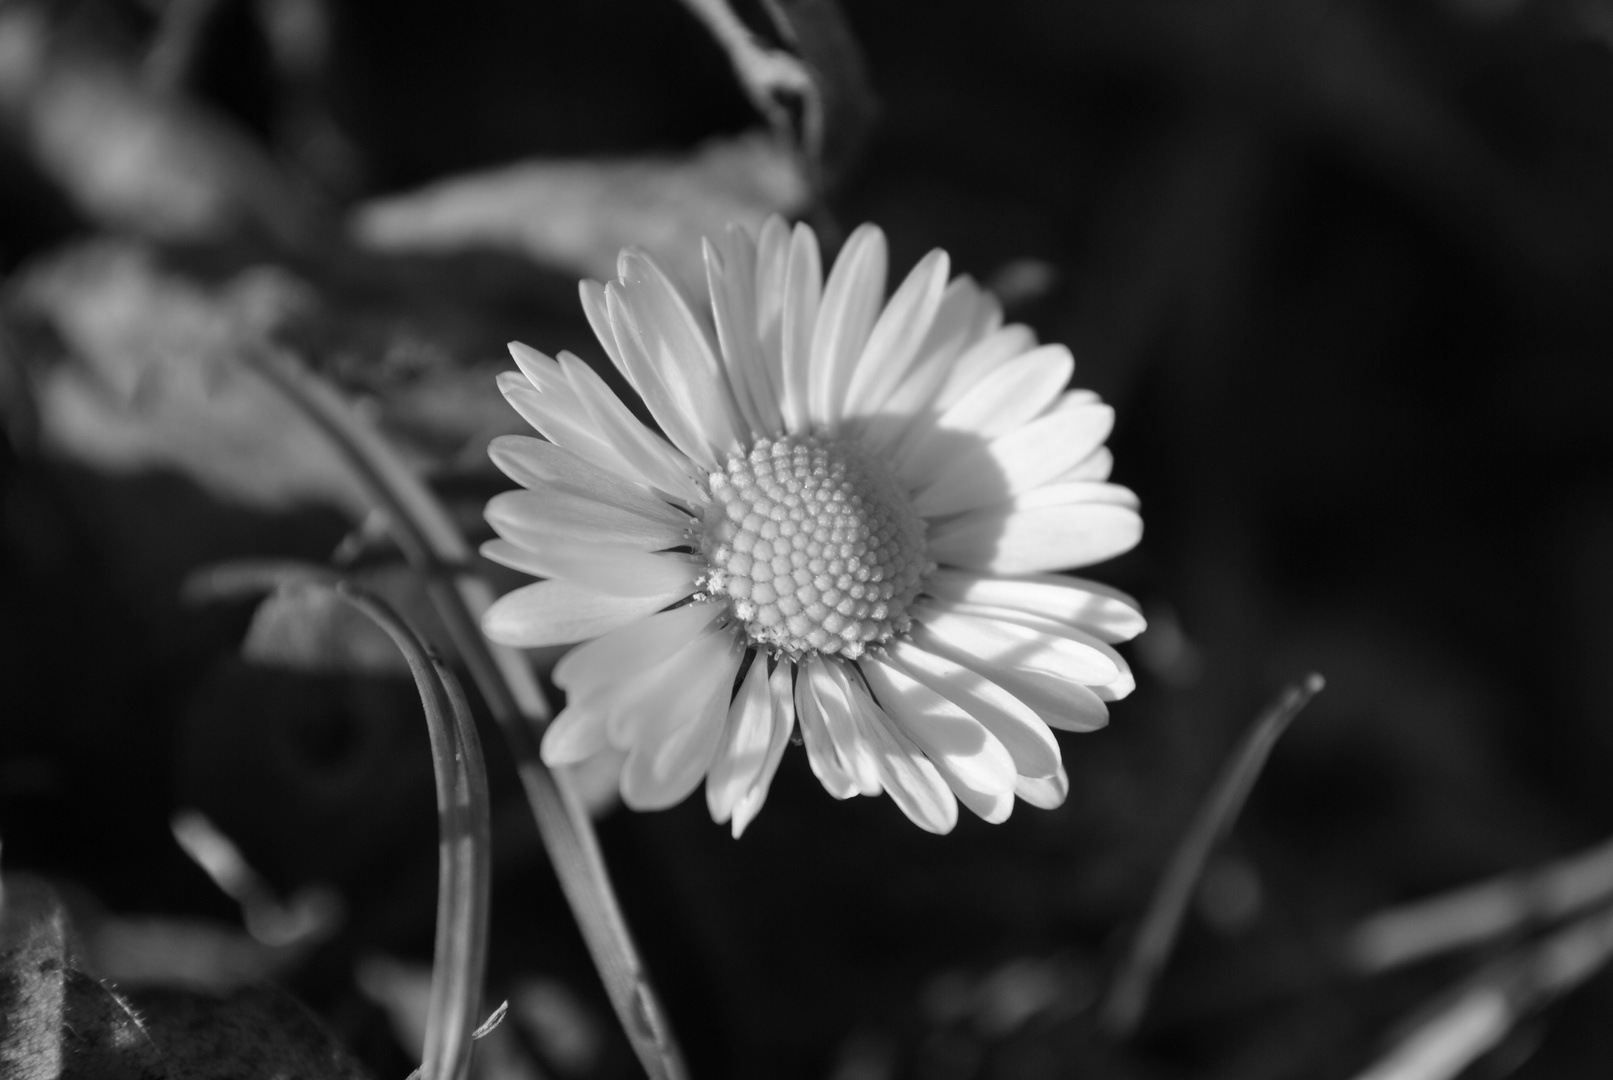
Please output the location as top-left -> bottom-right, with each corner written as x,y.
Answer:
1346,834 -> 1613,974
336,582 -> 491,1080
1100,673 -> 1326,1037
1348,901 -> 1613,1080
244,346 -> 688,1080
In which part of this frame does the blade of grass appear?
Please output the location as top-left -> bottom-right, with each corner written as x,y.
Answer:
336,582 -> 490,1080
1346,833 -> 1613,974
245,345 -> 687,1080
1100,673 -> 1325,1038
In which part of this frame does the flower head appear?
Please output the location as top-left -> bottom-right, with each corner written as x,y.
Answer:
482,218 -> 1144,835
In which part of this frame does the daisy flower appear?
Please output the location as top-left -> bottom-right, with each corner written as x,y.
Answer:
481,217 -> 1144,836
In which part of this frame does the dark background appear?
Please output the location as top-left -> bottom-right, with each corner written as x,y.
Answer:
3,0 -> 1613,1077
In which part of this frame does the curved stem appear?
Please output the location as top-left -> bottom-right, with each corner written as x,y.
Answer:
246,346 -> 687,1080
335,583 -> 490,1080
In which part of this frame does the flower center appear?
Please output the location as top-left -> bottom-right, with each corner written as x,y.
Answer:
697,435 -> 931,659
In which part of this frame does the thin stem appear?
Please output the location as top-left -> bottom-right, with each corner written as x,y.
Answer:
245,346 -> 687,1080
335,583 -> 491,1080
1346,833 -> 1613,974
1100,673 -> 1325,1038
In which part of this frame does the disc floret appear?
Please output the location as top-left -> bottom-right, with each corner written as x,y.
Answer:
698,435 -> 932,659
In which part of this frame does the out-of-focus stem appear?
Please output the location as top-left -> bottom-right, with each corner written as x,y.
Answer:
1100,673 -> 1325,1038
1349,901 -> 1613,1080
246,346 -> 687,1080
1346,834 -> 1613,974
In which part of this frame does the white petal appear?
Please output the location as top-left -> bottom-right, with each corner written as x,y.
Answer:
852,276 -> 996,457
604,624 -> 733,745
928,500 -> 1143,573
485,488 -> 689,552
910,624 -> 1110,732
479,537 -> 548,576
841,248 -> 950,420
859,657 -> 1017,823
917,276 -> 998,372
809,656 -> 883,796
481,579 -> 689,647
838,669 -> 958,833
934,323 -> 1036,410
779,222 -> 822,434
1016,765 -> 1069,810
794,655 -> 857,799
911,403 -> 1115,517
949,344 -> 1074,435
604,283 -> 720,469
579,280 -> 631,383
1042,388 -> 1101,415
619,632 -> 744,810
706,654 -> 775,824
704,230 -> 784,437
935,602 -> 1135,697
480,522 -> 701,597
729,661 -> 797,837
556,352 -> 709,505
924,569 -> 1146,643
938,344 -> 1072,436
893,344 -> 1075,488
853,353 -> 954,459
498,372 -> 639,484
543,627 -> 731,769
539,700 -> 614,765
752,215 -> 791,400
810,224 -> 887,428
614,250 -> 744,458
885,639 -> 1061,780
553,601 -> 725,694
488,436 -> 692,525
1059,446 -> 1113,482
910,599 -> 1121,685
1001,667 -> 1110,731
508,341 -> 570,394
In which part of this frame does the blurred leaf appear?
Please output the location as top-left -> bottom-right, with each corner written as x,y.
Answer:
756,0 -> 876,187
349,133 -> 809,299
676,0 -> 875,189
0,5 -> 321,249
14,240 -> 371,513
244,583 -> 410,676
237,564 -> 457,677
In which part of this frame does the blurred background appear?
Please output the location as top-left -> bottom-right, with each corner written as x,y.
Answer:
3,0 -> 1613,1077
